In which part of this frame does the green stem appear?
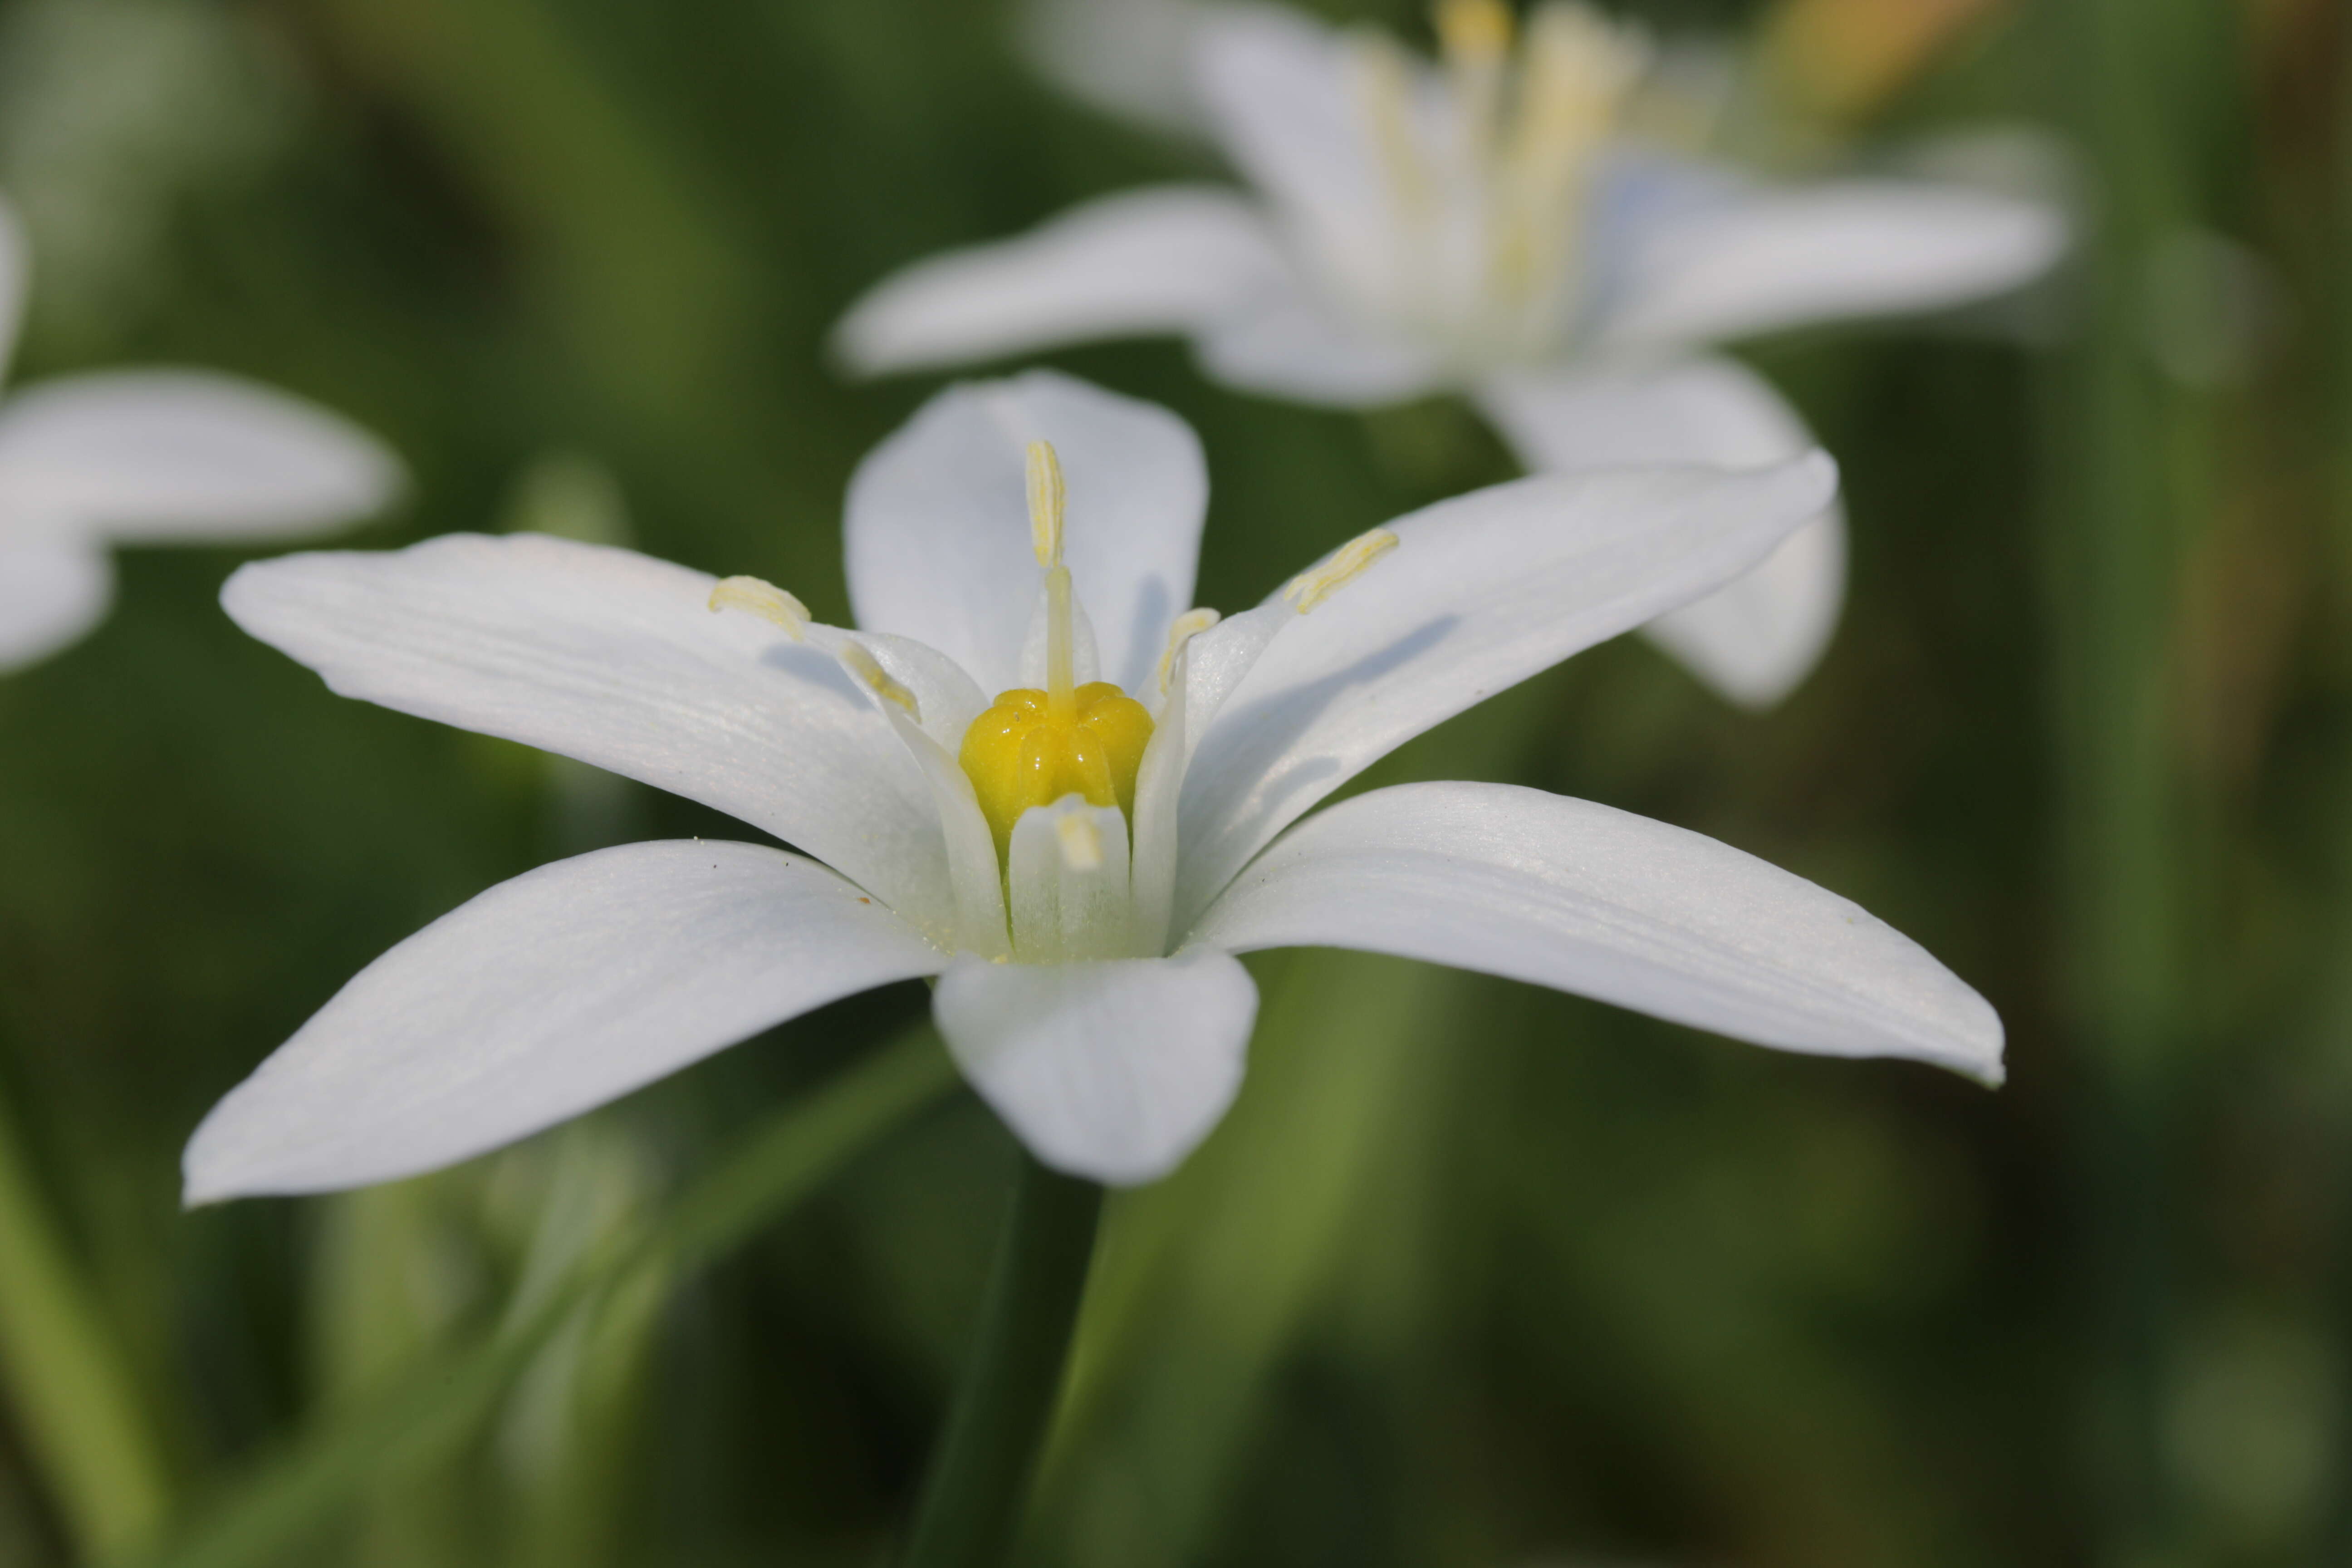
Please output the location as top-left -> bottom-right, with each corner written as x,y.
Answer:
899,1153 -> 1102,1568
0,1082 -> 172,1563
2046,0 -> 2238,1558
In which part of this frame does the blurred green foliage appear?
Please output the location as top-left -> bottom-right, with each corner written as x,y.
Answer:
0,0 -> 2346,1564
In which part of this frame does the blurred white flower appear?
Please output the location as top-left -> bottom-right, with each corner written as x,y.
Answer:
185,372 -> 1998,1200
0,194 -> 401,671
839,0 -> 2068,708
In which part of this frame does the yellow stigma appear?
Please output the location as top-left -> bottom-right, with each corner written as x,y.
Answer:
1283,528 -> 1399,613
956,436 -> 1154,857
960,683 -> 1153,858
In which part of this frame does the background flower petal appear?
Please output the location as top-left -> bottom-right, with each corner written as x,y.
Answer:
0,371 -> 401,540
933,947 -> 1258,1185
0,521 -> 110,671
1190,780 -> 2003,1082
844,370 -> 1205,697
1190,270 -> 1449,407
183,840 -> 947,1201
1596,180 -> 2067,350
223,533 -> 960,938
833,186 -> 1287,375
1174,455 -> 1839,929
1192,4 -> 1400,316
1476,356 -> 1845,708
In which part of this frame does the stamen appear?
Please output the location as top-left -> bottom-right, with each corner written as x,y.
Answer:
707,575 -> 809,638
1027,440 -> 1066,568
1283,529 -> 1400,613
1028,439 -> 1079,722
1156,607 -> 1223,695
1056,812 -> 1103,872
838,640 -> 921,721
1486,3 -> 1646,319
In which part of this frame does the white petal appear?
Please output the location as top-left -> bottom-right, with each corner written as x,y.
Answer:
933,947 -> 1259,1185
1641,512 -> 1845,708
223,534 -> 959,939
1189,781 -> 2002,1082
1130,642 -> 1191,955
1475,357 -> 1844,707
1597,180 -> 2068,349
1129,599 -> 1291,951
1191,5 -> 1399,312
1020,0 -> 1229,135
844,371 -> 1205,697
0,372 -> 401,540
0,520 -> 110,671
1173,456 -> 1839,929
833,187 -> 1287,375
1190,267 -> 1449,407
863,691 -> 1011,960
183,841 -> 949,1201
1007,795 -> 1133,962
0,195 -> 25,384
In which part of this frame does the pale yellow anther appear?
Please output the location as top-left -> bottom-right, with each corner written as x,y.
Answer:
838,640 -> 921,721
1027,440 -> 1066,568
707,575 -> 809,638
1056,812 -> 1104,872
1283,529 -> 1399,613
1435,0 -> 1513,64
1156,607 -> 1223,694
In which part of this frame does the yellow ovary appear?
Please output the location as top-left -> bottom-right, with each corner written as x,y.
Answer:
960,682 -> 1153,858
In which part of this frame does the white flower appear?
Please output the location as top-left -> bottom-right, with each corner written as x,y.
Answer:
835,0 -> 2067,709
183,372 -> 1999,1200
0,191 -> 401,671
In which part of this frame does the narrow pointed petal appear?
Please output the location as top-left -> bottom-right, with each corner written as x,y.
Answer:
833,187 -> 1286,375
1190,781 -> 2002,1082
0,195 -> 25,384
223,534 -> 959,936
1476,357 -> 1844,707
1021,0 -> 1228,135
1174,456 -> 1839,929
184,841 -> 949,1202
1192,5 -> 1399,317
0,372 -> 400,540
866,694 -> 1011,960
845,372 -> 1205,696
0,523 -> 110,671
934,947 -> 1258,1185
1641,512 -> 1844,708
1597,180 -> 2068,350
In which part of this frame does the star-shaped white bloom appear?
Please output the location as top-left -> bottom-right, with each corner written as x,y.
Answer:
183,371 -> 1999,1200
0,193 -> 402,671
835,0 -> 2067,709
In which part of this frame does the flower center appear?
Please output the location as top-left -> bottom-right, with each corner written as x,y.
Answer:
957,440 -> 1153,857
1353,0 -> 1647,356
960,682 -> 1153,857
